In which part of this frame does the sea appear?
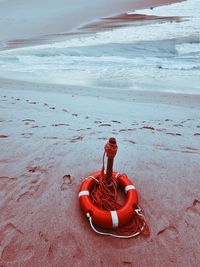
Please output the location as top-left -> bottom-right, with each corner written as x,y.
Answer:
0,0 -> 199,94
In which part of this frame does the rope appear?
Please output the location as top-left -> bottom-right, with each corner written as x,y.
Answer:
86,213 -> 141,239
89,140 -> 150,238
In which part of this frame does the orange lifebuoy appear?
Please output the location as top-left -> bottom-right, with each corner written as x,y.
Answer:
79,171 -> 138,229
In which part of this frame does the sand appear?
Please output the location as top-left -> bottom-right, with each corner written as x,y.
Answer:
0,77 -> 200,266
1,0 -> 200,266
0,0 -> 184,49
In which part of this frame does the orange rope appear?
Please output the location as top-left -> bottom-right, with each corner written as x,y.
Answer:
90,141 -> 150,237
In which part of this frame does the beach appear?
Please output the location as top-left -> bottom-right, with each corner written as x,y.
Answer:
0,0 -> 184,48
0,0 -> 200,266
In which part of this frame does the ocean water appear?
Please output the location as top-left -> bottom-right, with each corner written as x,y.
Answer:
0,0 -> 199,94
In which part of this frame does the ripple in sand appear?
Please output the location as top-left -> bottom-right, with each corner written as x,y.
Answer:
98,123 -> 111,127
165,132 -> 182,136
140,126 -> 155,130
111,120 -> 121,124
51,123 -> 69,127
22,119 -> 35,122
69,136 -> 83,143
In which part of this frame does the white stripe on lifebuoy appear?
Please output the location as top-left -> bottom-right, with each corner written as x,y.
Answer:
110,210 -> 119,228
124,185 -> 136,193
115,172 -> 120,178
79,190 -> 89,198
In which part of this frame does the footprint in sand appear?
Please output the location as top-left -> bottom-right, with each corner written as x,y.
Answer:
140,126 -> 155,130
156,128 -> 167,132
156,225 -> 179,248
42,136 -> 58,139
39,231 -> 49,243
27,166 -> 47,173
32,125 -> 46,128
122,261 -> 133,266
183,199 -> 200,230
181,147 -> 199,154
21,133 -> 33,138
69,136 -> 83,143
165,132 -> 182,136
0,135 -> 8,138
17,176 -> 47,202
17,183 -> 40,202
111,120 -> 121,124
125,139 -> 137,144
119,128 -> 135,133
97,137 -> 107,140
186,199 -> 200,216
173,123 -> 183,127
98,123 -> 111,127
1,242 -> 34,263
0,176 -> 17,185
94,120 -> 102,124
22,119 -> 35,122
51,123 -> 69,127
0,224 -> 34,263
119,129 -> 127,133
47,233 -> 82,265
61,175 -> 72,191
154,145 -> 192,154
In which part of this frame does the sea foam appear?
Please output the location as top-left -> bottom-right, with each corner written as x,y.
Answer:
0,0 -> 199,94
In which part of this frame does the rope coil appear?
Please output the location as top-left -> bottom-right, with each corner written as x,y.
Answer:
80,138 -> 150,238
89,150 -> 150,237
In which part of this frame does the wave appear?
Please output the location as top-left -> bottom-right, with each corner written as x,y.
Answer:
0,0 -> 199,94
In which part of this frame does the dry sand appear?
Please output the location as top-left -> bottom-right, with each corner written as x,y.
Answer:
1,0 -> 200,266
0,78 -> 200,266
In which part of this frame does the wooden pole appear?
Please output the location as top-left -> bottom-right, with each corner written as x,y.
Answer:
106,137 -> 117,181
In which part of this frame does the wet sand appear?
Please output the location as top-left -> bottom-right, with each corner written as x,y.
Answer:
80,13 -> 181,32
1,0 -> 200,266
0,78 -> 200,266
0,0 -> 184,50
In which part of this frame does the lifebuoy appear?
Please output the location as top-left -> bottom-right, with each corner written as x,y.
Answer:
79,171 -> 138,229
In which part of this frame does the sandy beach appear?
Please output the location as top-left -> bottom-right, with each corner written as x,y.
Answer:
0,0 -> 200,266
1,78 -> 200,266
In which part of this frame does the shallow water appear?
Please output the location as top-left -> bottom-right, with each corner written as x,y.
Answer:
0,0 -> 199,94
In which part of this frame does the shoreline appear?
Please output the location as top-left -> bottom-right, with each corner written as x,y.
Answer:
0,0 -> 184,50
1,77 -> 200,109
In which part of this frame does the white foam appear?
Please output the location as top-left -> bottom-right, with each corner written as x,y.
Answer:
0,0 -> 199,94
